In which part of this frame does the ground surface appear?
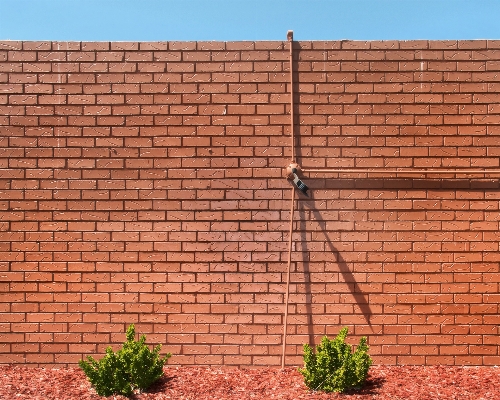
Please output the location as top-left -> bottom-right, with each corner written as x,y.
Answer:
0,364 -> 499,399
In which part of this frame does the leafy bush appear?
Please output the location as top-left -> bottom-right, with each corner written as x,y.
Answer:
79,324 -> 171,397
298,327 -> 372,393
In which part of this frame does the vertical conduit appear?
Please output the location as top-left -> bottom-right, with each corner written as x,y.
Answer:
282,30 -> 295,369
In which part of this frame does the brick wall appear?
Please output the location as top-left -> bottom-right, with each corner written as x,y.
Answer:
1,40 -> 500,367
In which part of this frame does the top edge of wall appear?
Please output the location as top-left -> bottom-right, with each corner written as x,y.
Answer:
1,39 -> 500,51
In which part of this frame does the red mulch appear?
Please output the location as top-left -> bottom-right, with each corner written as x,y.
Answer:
1,364 -> 499,399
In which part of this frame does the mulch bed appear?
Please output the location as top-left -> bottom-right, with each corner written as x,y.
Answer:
1,364 -> 499,399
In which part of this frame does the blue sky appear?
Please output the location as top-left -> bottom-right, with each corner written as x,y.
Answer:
1,0 -> 499,41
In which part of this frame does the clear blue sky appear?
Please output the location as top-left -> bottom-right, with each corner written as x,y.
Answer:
1,0 -> 499,41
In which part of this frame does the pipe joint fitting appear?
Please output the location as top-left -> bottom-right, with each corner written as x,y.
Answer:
286,163 -> 300,178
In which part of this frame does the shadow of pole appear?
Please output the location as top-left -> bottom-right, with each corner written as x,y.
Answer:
288,176 -> 499,348
295,193 -> 373,342
296,201 -> 315,347
289,42 -> 371,349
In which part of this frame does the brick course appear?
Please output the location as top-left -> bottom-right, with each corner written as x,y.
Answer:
1,40 -> 500,367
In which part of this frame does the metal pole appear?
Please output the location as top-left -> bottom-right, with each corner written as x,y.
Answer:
282,30 -> 295,369
288,30 -> 295,164
282,186 -> 295,368
301,168 -> 500,176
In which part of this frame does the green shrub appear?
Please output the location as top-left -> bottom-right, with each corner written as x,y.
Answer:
79,324 -> 171,397
298,327 -> 372,393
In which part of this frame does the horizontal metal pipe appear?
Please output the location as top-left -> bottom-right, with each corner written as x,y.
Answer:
302,168 -> 500,175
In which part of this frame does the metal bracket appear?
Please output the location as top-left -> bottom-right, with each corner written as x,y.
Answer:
286,163 -> 309,196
